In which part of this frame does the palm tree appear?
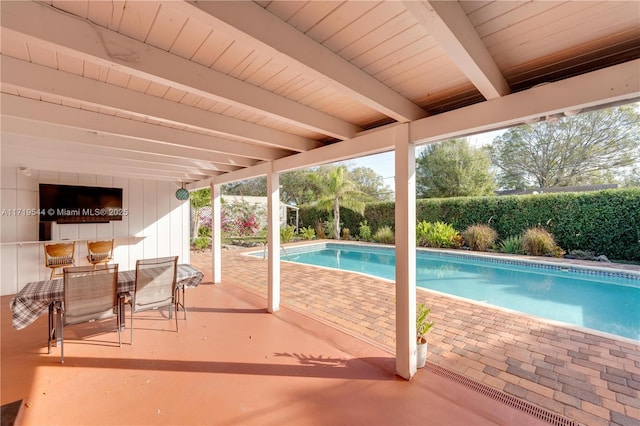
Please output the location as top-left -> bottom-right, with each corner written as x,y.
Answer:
313,166 -> 367,239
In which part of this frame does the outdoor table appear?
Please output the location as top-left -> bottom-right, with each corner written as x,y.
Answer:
10,264 -> 204,332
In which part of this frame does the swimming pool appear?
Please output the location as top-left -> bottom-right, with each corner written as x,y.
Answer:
260,243 -> 640,340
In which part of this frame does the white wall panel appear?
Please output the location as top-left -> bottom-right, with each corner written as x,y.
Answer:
127,179 -> 145,270
1,245 -> 17,295
0,167 -> 191,296
157,182 -> 172,258
143,180 -> 158,259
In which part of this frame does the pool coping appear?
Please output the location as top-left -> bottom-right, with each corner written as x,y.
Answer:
247,240 -> 640,281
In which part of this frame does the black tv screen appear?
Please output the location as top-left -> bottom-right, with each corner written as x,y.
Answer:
39,184 -> 123,223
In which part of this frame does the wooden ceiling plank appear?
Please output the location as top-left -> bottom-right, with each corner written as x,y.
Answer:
1,1 -> 357,140
410,60 -> 640,144
403,1 -> 510,100
3,140 -> 219,176
0,94 -> 288,162
117,1 -> 159,42
1,56 -> 318,153
210,60 -> 640,186
146,3 -> 189,51
2,116 -> 254,169
168,0 -> 426,122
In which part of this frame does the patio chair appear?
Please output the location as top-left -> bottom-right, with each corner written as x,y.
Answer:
54,265 -> 120,363
127,256 -> 178,344
86,240 -> 114,269
44,242 -> 75,279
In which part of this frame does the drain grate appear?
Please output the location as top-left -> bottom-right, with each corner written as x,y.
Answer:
427,364 -> 580,426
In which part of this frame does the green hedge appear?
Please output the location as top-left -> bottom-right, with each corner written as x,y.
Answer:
296,188 -> 640,261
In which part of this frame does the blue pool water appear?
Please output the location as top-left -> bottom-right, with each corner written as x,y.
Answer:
270,243 -> 640,340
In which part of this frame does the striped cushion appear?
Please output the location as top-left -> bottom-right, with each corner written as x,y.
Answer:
89,253 -> 111,262
49,256 -> 73,266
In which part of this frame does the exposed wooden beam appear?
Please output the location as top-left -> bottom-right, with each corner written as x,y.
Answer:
202,61 -> 640,186
409,59 -> 640,143
2,136 -> 226,175
0,0 -> 360,139
1,56 -> 319,153
1,94 -> 288,161
404,1 -> 510,99
2,116 -> 255,168
170,0 -> 427,123
210,124 -> 401,186
2,144 -> 209,182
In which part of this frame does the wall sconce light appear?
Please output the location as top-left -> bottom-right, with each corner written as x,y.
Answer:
18,167 -> 32,177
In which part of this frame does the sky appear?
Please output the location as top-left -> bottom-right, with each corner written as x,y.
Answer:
338,129 -> 506,189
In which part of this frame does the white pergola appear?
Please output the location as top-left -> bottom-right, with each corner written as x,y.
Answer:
1,1 -> 638,379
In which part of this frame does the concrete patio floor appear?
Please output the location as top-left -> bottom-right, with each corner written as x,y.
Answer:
2,259 -> 552,426
197,243 -> 640,426
2,244 -> 637,425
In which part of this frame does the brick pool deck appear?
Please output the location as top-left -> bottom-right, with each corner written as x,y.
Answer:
191,244 -> 640,426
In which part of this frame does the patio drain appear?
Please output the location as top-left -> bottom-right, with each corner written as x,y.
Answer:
427,364 -> 579,426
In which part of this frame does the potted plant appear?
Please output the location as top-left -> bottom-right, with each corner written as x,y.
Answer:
416,303 -> 434,368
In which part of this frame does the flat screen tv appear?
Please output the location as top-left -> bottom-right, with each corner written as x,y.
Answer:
39,184 -> 123,223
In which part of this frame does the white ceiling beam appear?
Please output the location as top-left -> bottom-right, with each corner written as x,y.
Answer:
1,94 -> 288,162
2,143 -> 208,182
2,136 -> 226,175
409,59 -> 640,143
3,144 -> 214,180
205,162 -> 272,187
210,124 -> 401,186
170,1 -> 427,123
2,116 -> 255,168
0,0 -> 359,140
404,1 -> 510,99
202,60 -> 640,186
1,56 -> 318,153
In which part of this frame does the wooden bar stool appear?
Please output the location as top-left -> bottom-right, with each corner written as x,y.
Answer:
44,242 -> 76,279
86,240 -> 114,269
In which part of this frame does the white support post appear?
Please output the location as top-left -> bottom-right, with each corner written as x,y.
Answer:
211,182 -> 222,284
267,166 -> 280,313
394,124 -> 417,380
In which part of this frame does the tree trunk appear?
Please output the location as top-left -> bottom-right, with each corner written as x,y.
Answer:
333,200 -> 340,239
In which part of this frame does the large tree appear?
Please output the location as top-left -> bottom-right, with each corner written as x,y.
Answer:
221,177 -> 266,197
222,164 -> 389,204
313,165 -> 367,239
347,166 -> 393,201
489,105 -> 640,190
416,138 -> 495,198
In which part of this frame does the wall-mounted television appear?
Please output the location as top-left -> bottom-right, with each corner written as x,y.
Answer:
39,184 -> 124,223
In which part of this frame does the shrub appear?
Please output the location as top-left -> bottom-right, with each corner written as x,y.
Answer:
300,188 -> 640,261
280,225 -> 296,243
358,220 -> 372,242
342,228 -> 350,240
416,221 -> 462,248
315,221 -> 326,239
300,226 -> 315,240
522,227 -> 562,256
462,224 -> 498,252
193,236 -> 209,250
373,226 -> 395,244
198,226 -> 212,238
324,219 -> 336,239
498,235 -> 523,254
